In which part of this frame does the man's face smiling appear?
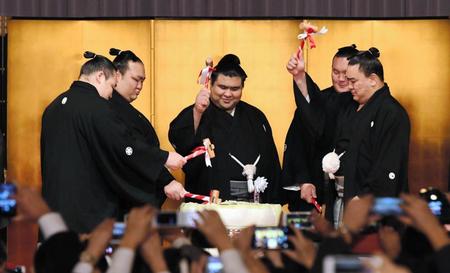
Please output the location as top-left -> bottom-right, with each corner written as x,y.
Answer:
331,56 -> 351,93
210,74 -> 243,113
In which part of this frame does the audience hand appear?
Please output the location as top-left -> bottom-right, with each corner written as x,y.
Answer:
84,218 -> 115,263
195,210 -> 233,252
365,253 -> 411,273
310,210 -> 334,236
283,226 -> 317,269
140,229 -> 168,273
233,226 -> 271,273
342,194 -> 374,233
400,193 -> 450,251
164,180 -> 187,200
233,225 -> 254,253
14,187 -> 51,221
378,225 -> 401,260
165,151 -> 187,171
120,205 -> 155,250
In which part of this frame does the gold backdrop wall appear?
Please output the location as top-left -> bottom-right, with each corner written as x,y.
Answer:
7,19 -> 449,199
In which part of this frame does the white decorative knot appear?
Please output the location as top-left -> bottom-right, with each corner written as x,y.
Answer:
242,164 -> 256,180
322,149 -> 344,179
254,177 -> 268,193
229,154 -> 261,193
243,165 -> 256,193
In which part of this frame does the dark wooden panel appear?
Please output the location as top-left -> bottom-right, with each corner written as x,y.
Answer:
0,0 -> 448,18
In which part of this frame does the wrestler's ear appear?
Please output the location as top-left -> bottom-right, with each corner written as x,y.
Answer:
95,70 -> 107,84
368,73 -> 378,87
115,70 -> 122,81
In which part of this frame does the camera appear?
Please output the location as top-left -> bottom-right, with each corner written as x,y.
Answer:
323,255 -> 381,273
155,211 -> 200,228
282,211 -> 313,229
252,227 -> 293,250
371,197 -> 403,216
0,182 -> 17,217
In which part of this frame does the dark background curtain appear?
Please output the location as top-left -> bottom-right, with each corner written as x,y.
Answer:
0,0 -> 448,18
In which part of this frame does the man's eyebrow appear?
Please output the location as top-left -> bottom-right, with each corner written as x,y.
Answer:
218,84 -> 240,88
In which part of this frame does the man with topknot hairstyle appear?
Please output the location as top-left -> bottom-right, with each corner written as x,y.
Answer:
169,54 -> 282,203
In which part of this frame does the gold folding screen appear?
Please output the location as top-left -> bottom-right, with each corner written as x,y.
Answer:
7,19 -> 450,204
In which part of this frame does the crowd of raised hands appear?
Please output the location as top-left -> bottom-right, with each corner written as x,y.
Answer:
10,187 -> 450,273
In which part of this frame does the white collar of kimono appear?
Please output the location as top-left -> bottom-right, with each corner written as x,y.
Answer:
228,107 -> 236,117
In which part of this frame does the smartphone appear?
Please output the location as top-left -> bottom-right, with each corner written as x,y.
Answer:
177,210 -> 200,228
0,182 -> 17,217
283,212 -> 313,229
252,227 -> 293,250
371,197 -> 403,216
155,211 -> 199,228
155,211 -> 178,228
110,222 -> 126,244
323,255 -> 381,273
205,256 -> 223,273
419,187 -> 450,224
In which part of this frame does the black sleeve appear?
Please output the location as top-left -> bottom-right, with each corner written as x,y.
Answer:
158,169 -> 174,185
361,108 -> 410,196
168,105 -> 200,155
293,74 -> 326,140
256,110 -> 283,204
281,108 -> 312,187
86,108 -> 169,205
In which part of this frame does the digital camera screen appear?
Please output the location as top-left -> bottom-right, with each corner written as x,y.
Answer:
0,183 -> 17,217
253,227 -> 291,249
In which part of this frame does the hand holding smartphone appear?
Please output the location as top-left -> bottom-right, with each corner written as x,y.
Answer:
252,227 -> 293,250
323,255 -> 382,273
109,222 -> 126,244
205,256 -> 223,273
154,211 -> 200,228
283,212 -> 313,230
371,197 -> 403,216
